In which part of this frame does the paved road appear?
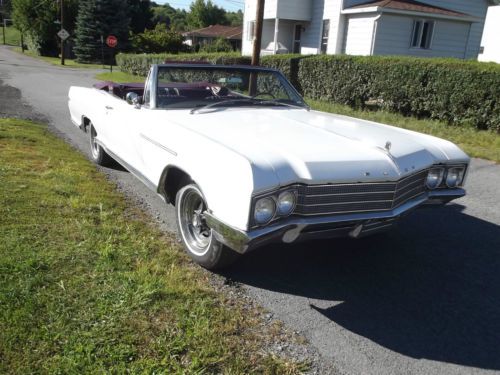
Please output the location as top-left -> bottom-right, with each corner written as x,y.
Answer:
1,46 -> 499,375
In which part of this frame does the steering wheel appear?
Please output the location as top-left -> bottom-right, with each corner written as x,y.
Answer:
252,92 -> 276,99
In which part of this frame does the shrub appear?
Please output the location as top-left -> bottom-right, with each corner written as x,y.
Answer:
130,24 -> 184,54
298,55 -> 500,132
116,52 -> 250,76
199,37 -> 234,53
260,54 -> 311,93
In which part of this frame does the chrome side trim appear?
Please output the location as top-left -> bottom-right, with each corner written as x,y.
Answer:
95,140 -> 160,195
140,133 -> 178,156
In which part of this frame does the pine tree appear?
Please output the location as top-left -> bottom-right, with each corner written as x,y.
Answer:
74,0 -> 130,63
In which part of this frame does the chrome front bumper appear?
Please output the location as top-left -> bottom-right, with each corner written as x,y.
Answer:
204,189 -> 465,254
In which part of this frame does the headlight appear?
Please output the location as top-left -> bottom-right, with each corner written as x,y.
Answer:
446,167 -> 465,188
426,168 -> 445,189
254,197 -> 275,224
277,190 -> 296,216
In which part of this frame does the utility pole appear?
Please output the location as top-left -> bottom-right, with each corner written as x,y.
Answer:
60,0 -> 65,65
251,0 -> 265,66
250,0 -> 265,96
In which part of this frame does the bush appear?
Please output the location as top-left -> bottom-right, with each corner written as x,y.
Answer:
116,52 -> 251,76
130,24 -> 184,54
116,52 -> 309,90
198,37 -> 234,53
260,54 -> 311,93
298,55 -> 500,132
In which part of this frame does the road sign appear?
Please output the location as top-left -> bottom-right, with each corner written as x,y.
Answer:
106,35 -> 117,48
57,29 -> 70,41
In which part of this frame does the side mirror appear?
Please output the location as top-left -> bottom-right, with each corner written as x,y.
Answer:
126,92 -> 140,107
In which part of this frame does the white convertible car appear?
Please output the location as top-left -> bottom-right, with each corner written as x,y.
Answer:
68,64 -> 470,269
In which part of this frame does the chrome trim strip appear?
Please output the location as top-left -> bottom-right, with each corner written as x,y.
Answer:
297,199 -> 394,207
298,190 -> 395,197
95,140 -> 160,194
140,133 -> 178,156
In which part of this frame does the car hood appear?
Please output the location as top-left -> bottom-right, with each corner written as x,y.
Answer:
167,108 -> 469,190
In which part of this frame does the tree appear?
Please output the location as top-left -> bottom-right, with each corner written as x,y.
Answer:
11,0 -> 78,56
74,0 -> 130,63
127,0 -> 153,34
130,23 -> 183,53
199,37 -> 233,52
225,10 -> 243,26
186,0 -> 227,29
151,3 -> 188,31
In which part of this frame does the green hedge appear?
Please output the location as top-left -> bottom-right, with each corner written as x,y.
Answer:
298,55 -> 500,132
116,52 -> 500,131
116,52 -> 251,76
116,52 -> 308,88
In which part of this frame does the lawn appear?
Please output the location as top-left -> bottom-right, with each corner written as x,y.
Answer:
0,118 -> 307,374
2,26 -> 21,46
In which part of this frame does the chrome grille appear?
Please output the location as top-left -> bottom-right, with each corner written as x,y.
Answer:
295,169 -> 428,216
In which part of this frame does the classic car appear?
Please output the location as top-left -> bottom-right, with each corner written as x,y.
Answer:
68,64 -> 470,269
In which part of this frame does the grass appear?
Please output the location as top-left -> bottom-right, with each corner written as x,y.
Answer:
94,70 -> 500,163
13,47 -> 105,69
0,118 -> 307,374
96,70 -> 145,83
2,26 -> 22,46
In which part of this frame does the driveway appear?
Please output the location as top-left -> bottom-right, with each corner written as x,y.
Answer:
1,46 -> 499,375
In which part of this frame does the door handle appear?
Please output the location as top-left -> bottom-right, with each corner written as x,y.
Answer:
105,105 -> 113,110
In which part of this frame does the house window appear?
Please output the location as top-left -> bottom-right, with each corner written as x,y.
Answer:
321,20 -> 330,54
247,21 -> 255,41
411,20 -> 434,49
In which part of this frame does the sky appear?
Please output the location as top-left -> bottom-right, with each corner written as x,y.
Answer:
154,0 -> 244,12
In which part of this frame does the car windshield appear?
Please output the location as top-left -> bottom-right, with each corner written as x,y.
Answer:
155,66 -> 307,110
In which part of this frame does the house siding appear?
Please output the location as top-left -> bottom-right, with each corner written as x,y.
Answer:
300,0 -> 326,54
277,0 -> 313,21
242,0 -> 490,59
373,14 -> 471,58
422,0 -> 489,58
344,15 -> 377,55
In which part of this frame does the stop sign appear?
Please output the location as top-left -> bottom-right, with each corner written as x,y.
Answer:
106,35 -> 118,48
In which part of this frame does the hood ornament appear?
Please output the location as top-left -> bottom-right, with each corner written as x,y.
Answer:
385,141 -> 392,152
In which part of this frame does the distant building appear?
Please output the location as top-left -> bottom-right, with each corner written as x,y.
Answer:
243,0 -> 500,59
183,25 -> 243,51
479,5 -> 500,63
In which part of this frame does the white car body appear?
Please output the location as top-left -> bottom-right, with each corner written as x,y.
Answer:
68,64 -> 469,255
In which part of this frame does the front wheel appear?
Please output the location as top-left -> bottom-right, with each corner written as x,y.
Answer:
175,184 -> 239,270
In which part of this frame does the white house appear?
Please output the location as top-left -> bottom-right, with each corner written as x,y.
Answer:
479,5 -> 500,63
242,0 -> 500,59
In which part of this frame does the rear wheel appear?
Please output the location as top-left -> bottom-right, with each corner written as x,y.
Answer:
175,183 -> 239,270
89,123 -> 112,166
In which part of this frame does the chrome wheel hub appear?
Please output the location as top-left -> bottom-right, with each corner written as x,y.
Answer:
179,188 -> 212,256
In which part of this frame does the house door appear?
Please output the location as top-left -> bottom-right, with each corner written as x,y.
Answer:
293,25 -> 302,54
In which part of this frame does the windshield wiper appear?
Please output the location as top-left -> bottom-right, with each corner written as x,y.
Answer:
190,98 -> 257,114
258,100 -> 310,111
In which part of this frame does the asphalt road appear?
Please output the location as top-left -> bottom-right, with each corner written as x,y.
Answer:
1,46 -> 499,375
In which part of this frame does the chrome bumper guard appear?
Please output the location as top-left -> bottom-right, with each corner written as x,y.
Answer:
204,189 -> 465,254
